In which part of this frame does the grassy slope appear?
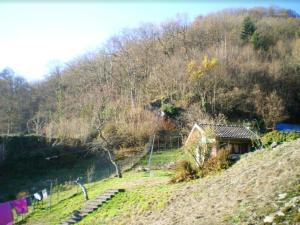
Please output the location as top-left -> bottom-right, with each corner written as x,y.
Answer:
78,148 -> 186,225
18,149 -> 183,225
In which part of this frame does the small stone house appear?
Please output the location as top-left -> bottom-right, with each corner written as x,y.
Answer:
185,123 -> 259,158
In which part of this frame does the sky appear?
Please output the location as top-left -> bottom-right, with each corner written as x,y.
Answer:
0,1 -> 299,82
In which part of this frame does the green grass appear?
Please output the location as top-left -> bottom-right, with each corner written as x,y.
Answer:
17,170 -> 176,225
15,148 -> 183,225
78,173 -> 180,225
138,148 -> 186,167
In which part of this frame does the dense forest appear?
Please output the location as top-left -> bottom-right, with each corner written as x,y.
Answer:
1,7 -> 299,151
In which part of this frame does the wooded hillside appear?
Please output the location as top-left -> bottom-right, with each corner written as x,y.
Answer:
1,7 -> 299,147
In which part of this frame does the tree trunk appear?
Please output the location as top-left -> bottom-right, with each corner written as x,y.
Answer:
102,146 -> 122,178
97,129 -> 122,178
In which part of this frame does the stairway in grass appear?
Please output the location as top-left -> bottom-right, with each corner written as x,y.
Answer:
58,189 -> 125,225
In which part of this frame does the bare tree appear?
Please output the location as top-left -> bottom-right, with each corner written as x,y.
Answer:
88,100 -> 122,178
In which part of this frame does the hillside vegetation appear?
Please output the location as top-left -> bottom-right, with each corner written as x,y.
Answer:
0,7 -> 299,149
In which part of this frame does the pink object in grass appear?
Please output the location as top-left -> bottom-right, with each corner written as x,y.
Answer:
12,198 -> 28,215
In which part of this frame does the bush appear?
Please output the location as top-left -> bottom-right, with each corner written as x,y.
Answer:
261,131 -> 300,146
161,103 -> 178,118
251,30 -> 274,51
101,107 -> 159,149
170,160 -> 198,183
115,147 -> 141,160
200,148 -> 231,177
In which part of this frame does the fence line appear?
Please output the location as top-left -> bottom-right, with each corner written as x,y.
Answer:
154,135 -> 183,151
11,136 -> 183,224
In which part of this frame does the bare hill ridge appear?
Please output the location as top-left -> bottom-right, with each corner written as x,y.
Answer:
130,139 -> 300,225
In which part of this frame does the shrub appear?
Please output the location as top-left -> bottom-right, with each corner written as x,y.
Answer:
161,103 -> 178,118
285,132 -> 300,142
115,147 -> 141,160
117,107 -> 159,147
87,128 -> 99,140
170,160 -> 198,183
251,30 -> 274,51
261,131 -> 300,146
200,148 -> 231,177
45,117 -> 91,141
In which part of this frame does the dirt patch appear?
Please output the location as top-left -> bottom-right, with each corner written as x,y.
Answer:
121,139 -> 300,225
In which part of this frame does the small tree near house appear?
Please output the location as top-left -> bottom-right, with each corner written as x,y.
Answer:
184,126 -> 216,168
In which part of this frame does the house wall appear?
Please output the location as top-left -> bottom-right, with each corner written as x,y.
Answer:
211,143 -> 218,157
185,126 -> 201,146
185,126 -> 218,163
218,140 -> 251,154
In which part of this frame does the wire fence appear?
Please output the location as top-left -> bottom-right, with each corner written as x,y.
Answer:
14,165 -> 115,224
10,136 -> 183,224
153,135 -> 183,151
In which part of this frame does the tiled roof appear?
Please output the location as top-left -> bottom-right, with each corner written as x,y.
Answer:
197,124 -> 258,140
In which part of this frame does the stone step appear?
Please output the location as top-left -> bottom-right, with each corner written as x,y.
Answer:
78,208 -> 94,214
58,188 -> 125,225
84,207 -> 99,212
83,205 -> 98,211
86,201 -> 102,205
85,203 -> 102,208
114,188 -> 125,192
64,219 -> 77,224
108,188 -> 125,192
101,193 -> 114,197
70,215 -> 82,221
95,196 -> 109,201
105,189 -> 120,194
89,198 -> 106,203
96,197 -> 109,201
78,212 -> 90,217
80,207 -> 97,212
77,212 -> 89,217
95,196 -> 111,201
85,201 -> 101,206
73,210 -> 80,214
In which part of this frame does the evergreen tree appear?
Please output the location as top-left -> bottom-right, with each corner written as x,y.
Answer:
241,16 -> 256,41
